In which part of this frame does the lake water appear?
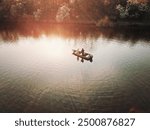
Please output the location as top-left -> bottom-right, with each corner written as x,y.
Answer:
0,24 -> 150,112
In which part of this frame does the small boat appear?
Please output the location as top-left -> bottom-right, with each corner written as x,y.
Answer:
72,49 -> 93,61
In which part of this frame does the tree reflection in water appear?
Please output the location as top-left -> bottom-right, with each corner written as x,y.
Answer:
0,22 -> 150,44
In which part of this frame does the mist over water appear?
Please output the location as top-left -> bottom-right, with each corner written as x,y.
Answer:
0,24 -> 150,112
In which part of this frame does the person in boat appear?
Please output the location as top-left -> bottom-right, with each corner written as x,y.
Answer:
81,48 -> 85,56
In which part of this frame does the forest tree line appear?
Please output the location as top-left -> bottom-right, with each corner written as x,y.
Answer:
0,0 -> 150,25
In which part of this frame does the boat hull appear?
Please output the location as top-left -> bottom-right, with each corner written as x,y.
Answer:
72,50 -> 93,61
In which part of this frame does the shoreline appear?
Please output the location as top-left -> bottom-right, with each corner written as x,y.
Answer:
1,20 -> 150,28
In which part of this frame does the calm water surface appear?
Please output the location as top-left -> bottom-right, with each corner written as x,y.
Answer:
0,26 -> 150,112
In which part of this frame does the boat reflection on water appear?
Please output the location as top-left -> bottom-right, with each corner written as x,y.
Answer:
72,49 -> 93,63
